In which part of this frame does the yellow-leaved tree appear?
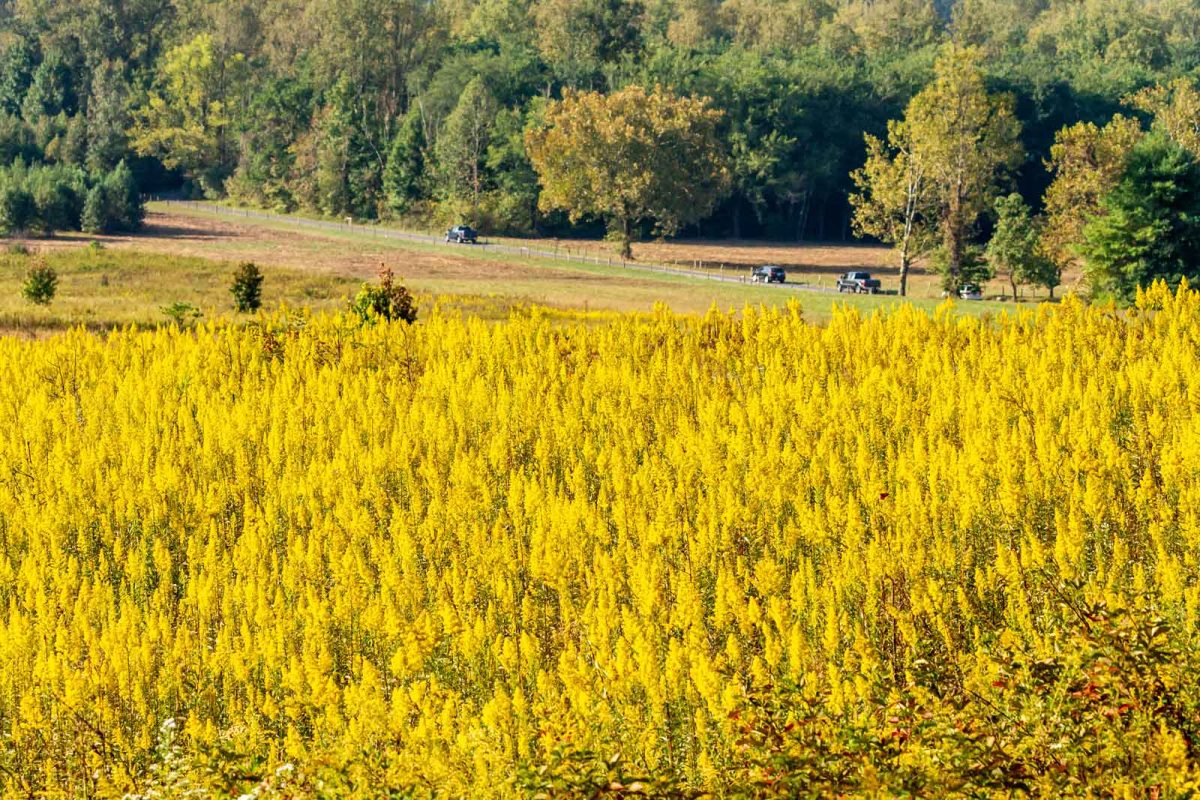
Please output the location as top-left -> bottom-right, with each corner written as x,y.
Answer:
905,44 -> 1023,292
850,119 -> 937,297
850,45 -> 1022,294
526,85 -> 730,259
1129,77 -> 1200,158
131,33 -> 245,194
1040,115 -> 1143,279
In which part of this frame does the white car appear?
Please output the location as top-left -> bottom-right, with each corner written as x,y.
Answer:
958,284 -> 983,301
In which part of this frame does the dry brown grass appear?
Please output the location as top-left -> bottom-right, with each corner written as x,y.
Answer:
499,235 -> 1084,300
0,207 -> 1031,334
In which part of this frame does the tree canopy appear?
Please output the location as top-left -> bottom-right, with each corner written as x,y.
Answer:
1081,135 -> 1200,302
1,0 -> 1198,234
850,119 -> 936,297
526,85 -> 729,257
904,45 -> 1023,292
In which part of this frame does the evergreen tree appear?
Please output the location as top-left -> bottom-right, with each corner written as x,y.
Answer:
1081,134 -> 1200,303
81,183 -> 107,234
230,261 -> 264,312
31,175 -> 77,234
383,110 -> 426,216
105,160 -> 144,231
20,259 -> 56,305
0,182 -> 35,234
436,78 -> 497,223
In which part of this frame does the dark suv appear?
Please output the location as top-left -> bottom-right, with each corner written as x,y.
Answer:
751,265 -> 787,284
446,225 -> 478,244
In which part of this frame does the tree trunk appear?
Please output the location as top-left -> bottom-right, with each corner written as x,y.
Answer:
470,162 -> 480,224
796,189 -> 811,242
732,198 -> 743,239
1010,275 -> 1017,302
945,198 -> 964,292
620,216 -> 632,260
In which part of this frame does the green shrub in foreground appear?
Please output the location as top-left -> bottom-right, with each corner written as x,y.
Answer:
350,266 -> 417,324
20,259 -> 57,305
230,261 -> 264,312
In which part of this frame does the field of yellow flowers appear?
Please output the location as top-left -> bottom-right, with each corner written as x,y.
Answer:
1,285 -> 1200,797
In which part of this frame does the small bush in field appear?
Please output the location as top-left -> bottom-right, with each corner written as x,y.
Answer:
350,265 -> 417,324
20,259 -> 57,305
230,261 -> 264,313
161,301 -> 202,327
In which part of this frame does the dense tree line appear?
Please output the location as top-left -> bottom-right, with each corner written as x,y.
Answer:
0,0 -> 1197,294
0,159 -> 142,236
1,0 -> 1196,229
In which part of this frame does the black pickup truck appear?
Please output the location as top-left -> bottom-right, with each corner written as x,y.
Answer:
836,271 -> 882,294
446,225 -> 478,244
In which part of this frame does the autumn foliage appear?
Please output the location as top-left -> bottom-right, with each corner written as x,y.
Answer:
527,85 -> 730,258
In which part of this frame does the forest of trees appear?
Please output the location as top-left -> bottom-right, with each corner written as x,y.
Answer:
0,0 -> 1198,292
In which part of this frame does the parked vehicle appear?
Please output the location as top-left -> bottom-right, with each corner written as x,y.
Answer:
836,271 -> 881,294
751,265 -> 787,284
446,225 -> 478,244
958,283 -> 983,300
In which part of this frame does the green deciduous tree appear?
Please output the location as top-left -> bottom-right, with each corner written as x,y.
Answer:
350,266 -> 417,324
1081,134 -> 1200,303
131,34 -> 245,195
905,44 -> 1023,292
85,60 -> 132,174
850,120 -> 936,297
526,84 -> 730,259
485,106 -> 540,233
987,192 -> 1059,300
1041,116 -> 1144,275
225,76 -> 312,211
532,0 -> 643,88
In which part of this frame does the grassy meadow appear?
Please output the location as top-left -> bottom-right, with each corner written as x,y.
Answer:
0,206 -> 1022,333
